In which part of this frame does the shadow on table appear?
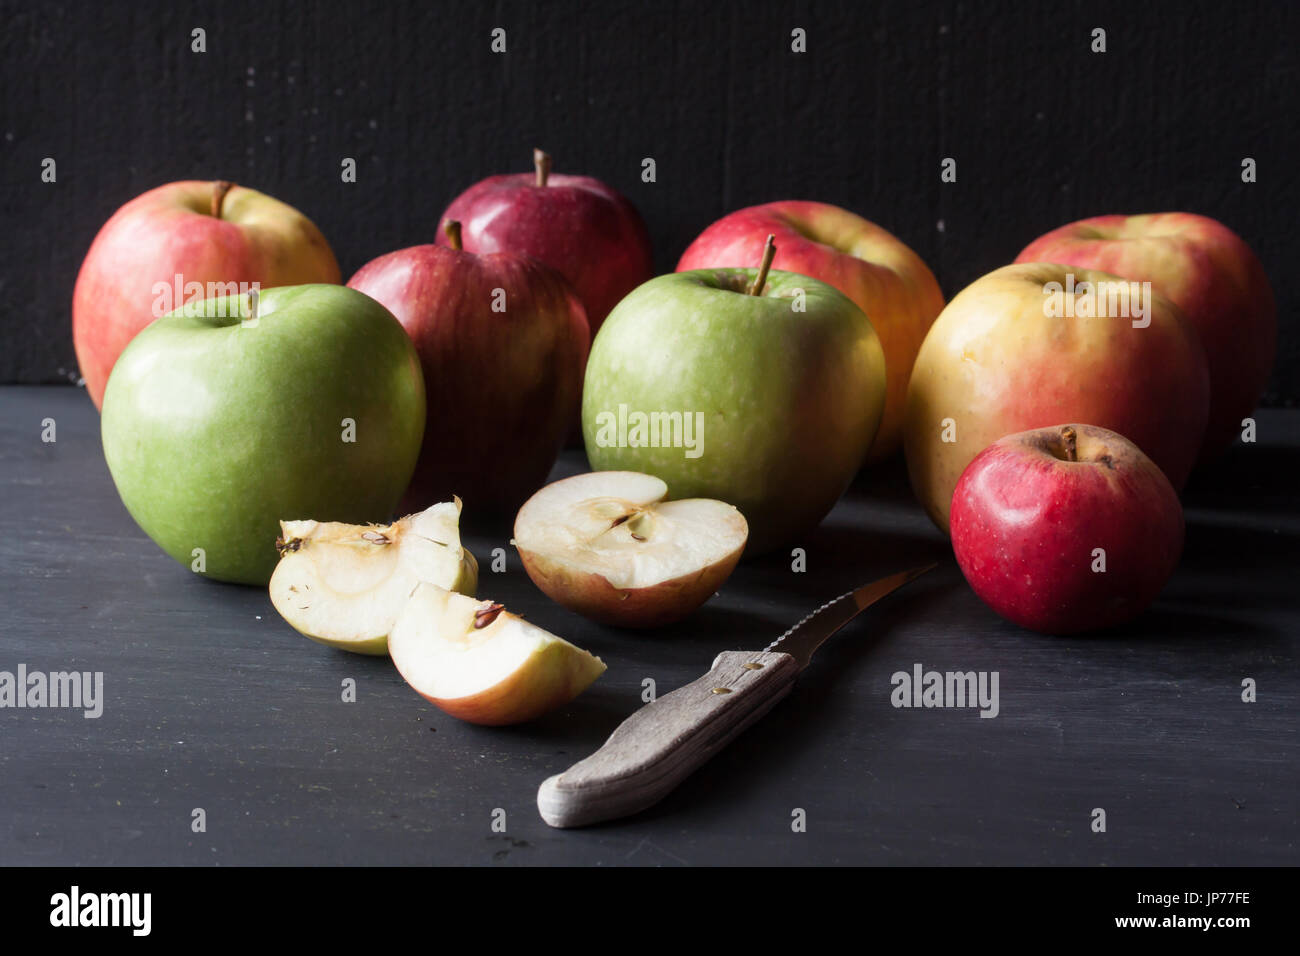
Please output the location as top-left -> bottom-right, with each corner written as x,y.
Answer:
1183,443 -> 1300,513
1080,606 -> 1279,645
737,524 -> 949,593
644,603 -> 787,646
1183,515 -> 1298,562
1178,515 -> 1299,616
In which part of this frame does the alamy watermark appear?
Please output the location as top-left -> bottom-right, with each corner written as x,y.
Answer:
151,274 -> 260,319
1,664 -> 103,718
50,886 -> 150,936
891,663 -> 999,718
590,403 -> 704,459
1042,274 -> 1152,328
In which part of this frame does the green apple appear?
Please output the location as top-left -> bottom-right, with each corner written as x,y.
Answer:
581,256 -> 886,554
101,284 -> 426,585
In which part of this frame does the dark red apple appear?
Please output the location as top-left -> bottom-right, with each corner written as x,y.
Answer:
437,149 -> 653,338
347,221 -> 589,514
73,180 -> 341,408
950,424 -> 1184,635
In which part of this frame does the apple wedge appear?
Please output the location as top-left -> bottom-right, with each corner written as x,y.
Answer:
388,584 -> 606,725
269,499 -> 478,655
513,471 -> 748,628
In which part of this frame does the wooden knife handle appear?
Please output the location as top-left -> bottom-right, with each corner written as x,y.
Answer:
537,650 -> 799,828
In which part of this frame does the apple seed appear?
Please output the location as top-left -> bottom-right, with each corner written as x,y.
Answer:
473,602 -> 505,629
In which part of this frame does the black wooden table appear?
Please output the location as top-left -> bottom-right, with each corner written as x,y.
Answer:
2,386 -> 1295,865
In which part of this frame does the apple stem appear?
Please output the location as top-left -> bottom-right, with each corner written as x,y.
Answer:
534,148 -> 552,187
211,181 -> 234,219
1061,426 -> 1078,462
444,219 -> 463,251
747,234 -> 777,295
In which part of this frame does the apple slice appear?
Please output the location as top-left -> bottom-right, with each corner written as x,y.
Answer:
512,471 -> 748,628
389,584 -> 606,725
269,499 -> 478,655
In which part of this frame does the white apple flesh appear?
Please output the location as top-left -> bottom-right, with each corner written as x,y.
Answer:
513,472 -> 748,628
389,584 -> 606,726
269,500 -> 478,655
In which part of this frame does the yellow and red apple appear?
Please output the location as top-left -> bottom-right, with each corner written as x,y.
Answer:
1017,212 -> 1275,460
677,200 -> 944,460
73,180 -> 341,408
903,263 -> 1210,533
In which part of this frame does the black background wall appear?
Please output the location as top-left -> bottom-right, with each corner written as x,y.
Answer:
3,0 -> 1295,401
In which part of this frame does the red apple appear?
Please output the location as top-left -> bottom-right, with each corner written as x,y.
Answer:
904,263 -> 1210,533
950,424 -> 1184,634
677,200 -> 944,460
438,149 -> 653,339
73,180 -> 341,408
347,220 -> 589,514
1016,213 -> 1276,460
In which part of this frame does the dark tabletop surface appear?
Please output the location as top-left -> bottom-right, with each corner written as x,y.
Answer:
2,385 -> 1296,866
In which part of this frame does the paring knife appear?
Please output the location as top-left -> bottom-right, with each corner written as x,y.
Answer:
537,563 -> 936,828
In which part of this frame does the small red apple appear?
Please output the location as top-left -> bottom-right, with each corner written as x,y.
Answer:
1017,213 -> 1276,460
438,149 -> 653,339
677,200 -> 944,460
73,180 -> 341,408
348,220 -> 589,514
950,424 -> 1184,634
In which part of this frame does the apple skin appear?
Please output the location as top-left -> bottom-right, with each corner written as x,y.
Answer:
347,243 -> 588,514
516,535 -> 744,629
73,181 -> 341,409
677,200 -> 944,460
1016,213 -> 1276,460
101,285 -> 425,586
437,164 -> 653,338
418,638 -> 606,727
582,269 -> 886,554
950,424 -> 1184,634
903,263 -> 1210,534
388,585 -> 605,726
516,554 -> 742,629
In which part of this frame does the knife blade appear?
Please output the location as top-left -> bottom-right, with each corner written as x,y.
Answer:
537,562 -> 936,828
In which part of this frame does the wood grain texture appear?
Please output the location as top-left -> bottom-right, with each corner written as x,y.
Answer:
539,650 -> 800,828
0,387 -> 1296,865
0,0 -> 1297,402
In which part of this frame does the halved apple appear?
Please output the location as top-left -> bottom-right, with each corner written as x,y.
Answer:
269,499 -> 478,655
512,471 -> 748,628
388,584 -> 606,725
